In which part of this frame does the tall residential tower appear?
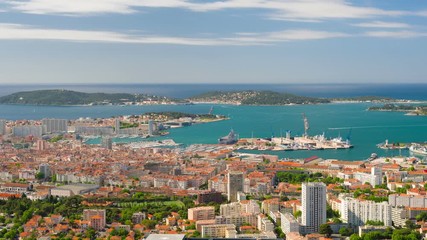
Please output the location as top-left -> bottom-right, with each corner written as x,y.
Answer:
301,182 -> 326,234
227,172 -> 244,202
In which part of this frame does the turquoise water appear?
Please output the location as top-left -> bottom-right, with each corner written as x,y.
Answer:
1,103 -> 425,161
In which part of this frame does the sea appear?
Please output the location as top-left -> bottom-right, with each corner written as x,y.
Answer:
0,83 -> 426,161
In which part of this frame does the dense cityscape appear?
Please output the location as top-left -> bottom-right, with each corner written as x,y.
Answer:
2,0 -> 427,240
0,113 -> 426,240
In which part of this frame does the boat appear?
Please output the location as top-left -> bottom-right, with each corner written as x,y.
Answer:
409,143 -> 427,155
218,129 -> 238,144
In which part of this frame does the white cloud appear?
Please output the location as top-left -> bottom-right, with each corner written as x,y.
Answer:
352,21 -> 411,28
0,23 -> 348,45
365,30 -> 427,38
4,0 -> 408,20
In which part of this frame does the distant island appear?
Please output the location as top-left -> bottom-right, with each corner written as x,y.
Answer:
0,89 -> 407,106
368,104 -> 427,115
0,89 -> 187,106
188,90 -> 330,105
187,90 -> 402,105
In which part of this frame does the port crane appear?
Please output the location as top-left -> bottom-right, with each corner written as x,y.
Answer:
302,113 -> 309,137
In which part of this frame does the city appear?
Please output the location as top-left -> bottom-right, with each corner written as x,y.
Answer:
0,116 -> 426,239
1,0 -> 427,239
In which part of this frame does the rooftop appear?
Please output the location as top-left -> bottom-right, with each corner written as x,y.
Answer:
145,234 -> 186,240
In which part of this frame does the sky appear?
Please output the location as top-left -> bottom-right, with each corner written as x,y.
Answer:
0,0 -> 427,84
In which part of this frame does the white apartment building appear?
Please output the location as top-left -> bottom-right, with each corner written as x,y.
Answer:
340,196 -> 392,226
42,118 -> 67,133
281,212 -> 300,234
201,224 -> 237,238
389,194 -> 427,208
301,182 -> 326,234
353,167 -> 382,187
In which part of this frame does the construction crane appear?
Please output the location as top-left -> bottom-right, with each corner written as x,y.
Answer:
302,113 -> 309,137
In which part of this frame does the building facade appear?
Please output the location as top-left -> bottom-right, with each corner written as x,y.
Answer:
188,206 -> 215,221
301,182 -> 326,234
42,118 -> 67,133
227,171 -> 244,202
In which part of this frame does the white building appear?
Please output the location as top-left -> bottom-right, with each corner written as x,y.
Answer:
301,182 -> 326,234
389,194 -> 427,208
42,118 -> 67,133
215,213 -> 257,227
281,212 -> 300,234
340,196 -> 392,226
220,200 -> 260,216
12,125 -> 43,137
354,167 -> 382,187
257,215 -> 275,232
201,224 -> 237,238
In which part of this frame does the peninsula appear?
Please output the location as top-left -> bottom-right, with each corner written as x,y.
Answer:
368,104 -> 427,115
0,89 -> 407,106
188,90 -> 330,105
0,89 -> 186,106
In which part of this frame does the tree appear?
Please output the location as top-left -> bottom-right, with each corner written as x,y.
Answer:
405,220 -> 417,230
339,227 -> 353,236
35,172 -> 44,180
85,227 -> 96,240
349,233 -> 362,240
366,220 -> 384,226
416,212 -> 427,222
319,223 -> 333,237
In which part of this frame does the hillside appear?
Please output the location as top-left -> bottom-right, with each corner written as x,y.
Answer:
0,89 -> 178,105
188,90 -> 330,105
368,104 -> 427,115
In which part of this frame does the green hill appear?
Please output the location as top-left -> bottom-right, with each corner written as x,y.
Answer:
0,89 -> 175,105
188,90 -> 330,105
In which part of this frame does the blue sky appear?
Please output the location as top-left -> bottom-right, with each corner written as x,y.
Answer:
0,0 -> 427,84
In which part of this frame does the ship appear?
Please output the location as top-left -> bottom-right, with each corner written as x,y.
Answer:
218,129 -> 238,144
409,143 -> 427,155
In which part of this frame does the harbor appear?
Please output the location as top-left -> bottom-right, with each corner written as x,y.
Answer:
226,114 -> 353,152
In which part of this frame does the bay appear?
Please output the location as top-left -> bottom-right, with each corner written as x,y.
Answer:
1,102 -> 426,161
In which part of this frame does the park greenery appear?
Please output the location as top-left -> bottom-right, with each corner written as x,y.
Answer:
276,171 -> 343,185
0,193 -> 200,240
349,227 -> 422,240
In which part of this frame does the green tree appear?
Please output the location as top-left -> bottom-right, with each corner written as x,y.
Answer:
350,233 -> 362,240
405,220 -> 417,230
319,223 -> 333,237
416,212 -> 427,222
339,227 -> 353,236
366,220 -> 384,226
85,227 -> 96,240
35,172 -> 44,180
